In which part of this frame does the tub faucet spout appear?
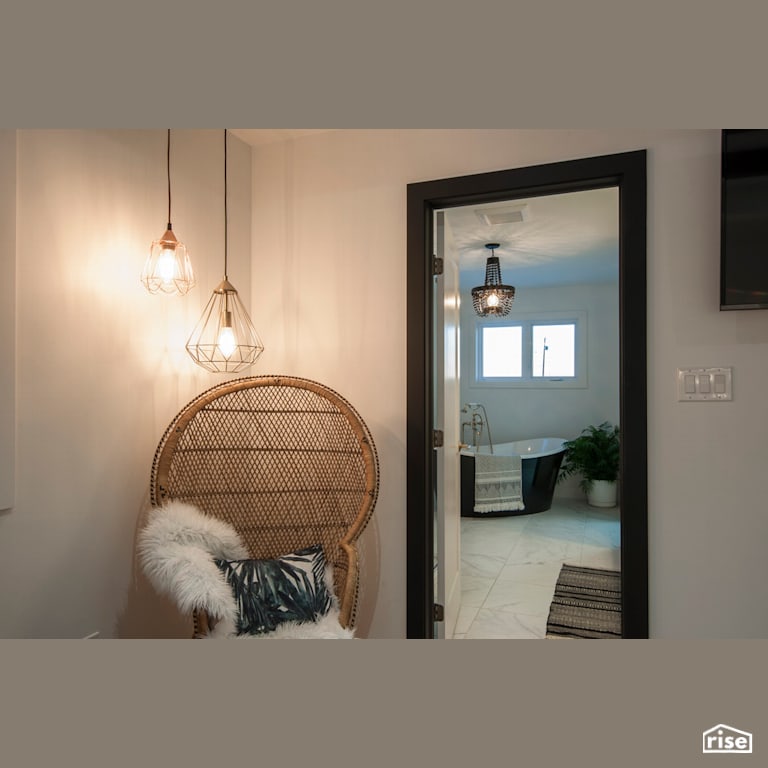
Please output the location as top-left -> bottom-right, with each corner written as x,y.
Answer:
460,403 -> 494,454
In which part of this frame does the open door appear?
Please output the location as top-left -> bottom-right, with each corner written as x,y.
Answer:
432,211 -> 462,638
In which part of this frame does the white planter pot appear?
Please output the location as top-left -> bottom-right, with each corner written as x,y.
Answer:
586,479 -> 617,508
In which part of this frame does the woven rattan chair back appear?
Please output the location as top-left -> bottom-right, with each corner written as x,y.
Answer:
149,375 -> 379,633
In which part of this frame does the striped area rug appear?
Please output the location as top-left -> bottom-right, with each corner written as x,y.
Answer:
546,564 -> 622,639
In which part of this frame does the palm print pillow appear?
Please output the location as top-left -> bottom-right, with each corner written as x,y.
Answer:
214,544 -> 334,635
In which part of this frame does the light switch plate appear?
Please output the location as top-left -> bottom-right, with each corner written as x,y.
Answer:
677,367 -> 733,401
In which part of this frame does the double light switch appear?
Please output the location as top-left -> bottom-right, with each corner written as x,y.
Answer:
677,367 -> 733,401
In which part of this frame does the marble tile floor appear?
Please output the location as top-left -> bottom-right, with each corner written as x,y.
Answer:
452,497 -> 620,639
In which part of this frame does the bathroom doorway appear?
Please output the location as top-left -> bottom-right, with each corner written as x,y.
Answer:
447,187 -> 620,638
406,150 -> 648,638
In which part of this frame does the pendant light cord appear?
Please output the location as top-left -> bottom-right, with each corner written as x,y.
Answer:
224,128 -> 228,279
166,128 -> 172,228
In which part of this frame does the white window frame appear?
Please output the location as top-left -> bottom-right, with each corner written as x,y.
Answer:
472,310 -> 588,389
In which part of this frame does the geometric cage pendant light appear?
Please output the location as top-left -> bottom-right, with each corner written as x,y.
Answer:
141,129 -> 196,296
185,129 -> 265,373
471,242 -> 516,317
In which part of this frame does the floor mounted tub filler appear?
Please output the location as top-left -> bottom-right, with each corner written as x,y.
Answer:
460,438 -> 568,517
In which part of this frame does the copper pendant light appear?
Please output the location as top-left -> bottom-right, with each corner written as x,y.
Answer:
141,129 -> 195,296
185,130 -> 264,373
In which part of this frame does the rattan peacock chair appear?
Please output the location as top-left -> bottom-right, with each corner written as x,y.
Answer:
148,375 -> 379,637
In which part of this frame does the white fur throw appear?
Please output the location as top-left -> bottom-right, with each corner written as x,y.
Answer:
137,501 -> 249,624
207,608 -> 354,640
137,500 -> 355,639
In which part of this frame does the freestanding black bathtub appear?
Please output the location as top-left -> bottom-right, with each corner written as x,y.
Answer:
460,438 -> 567,517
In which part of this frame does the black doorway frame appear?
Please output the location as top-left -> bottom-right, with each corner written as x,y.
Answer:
406,150 -> 648,638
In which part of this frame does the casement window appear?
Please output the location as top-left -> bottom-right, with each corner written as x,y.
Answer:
474,311 -> 587,388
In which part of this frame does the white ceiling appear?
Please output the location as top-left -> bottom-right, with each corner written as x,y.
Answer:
449,186 -> 620,289
231,129 -> 336,147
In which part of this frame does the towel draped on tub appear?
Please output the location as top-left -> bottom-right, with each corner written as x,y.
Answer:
473,453 -> 525,513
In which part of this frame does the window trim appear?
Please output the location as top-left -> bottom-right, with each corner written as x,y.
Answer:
472,310 -> 588,389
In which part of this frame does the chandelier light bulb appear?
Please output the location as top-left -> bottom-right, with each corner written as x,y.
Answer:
157,243 -> 178,285
217,314 -> 237,358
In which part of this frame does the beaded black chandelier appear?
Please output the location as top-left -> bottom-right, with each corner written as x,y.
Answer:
471,243 -> 516,317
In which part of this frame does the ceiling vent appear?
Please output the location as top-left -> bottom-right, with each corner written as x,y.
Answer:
475,204 -> 529,226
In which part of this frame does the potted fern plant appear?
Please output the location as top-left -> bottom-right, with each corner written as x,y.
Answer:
559,422 -> 620,507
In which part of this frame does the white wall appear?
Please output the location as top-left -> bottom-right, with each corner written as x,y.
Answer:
0,130 -> 252,638
249,129 -> 768,638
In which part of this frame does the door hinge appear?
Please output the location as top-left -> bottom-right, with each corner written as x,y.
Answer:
433,603 -> 445,622
432,255 -> 443,276
432,429 -> 444,448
